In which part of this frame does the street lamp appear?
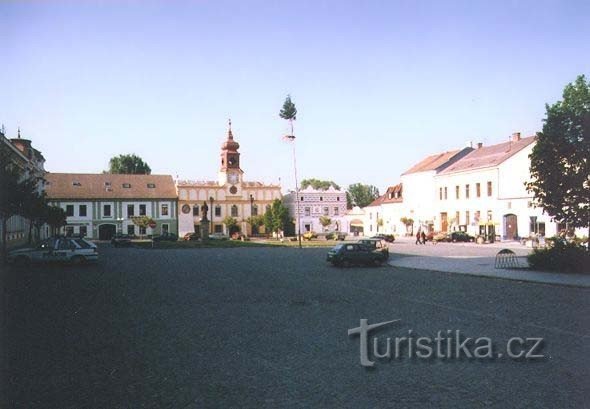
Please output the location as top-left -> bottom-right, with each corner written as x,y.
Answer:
250,194 -> 255,236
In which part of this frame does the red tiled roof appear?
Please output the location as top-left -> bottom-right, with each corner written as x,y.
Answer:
439,136 -> 536,174
45,173 -> 177,199
366,183 -> 403,206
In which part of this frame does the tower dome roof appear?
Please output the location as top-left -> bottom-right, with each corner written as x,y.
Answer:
221,119 -> 240,151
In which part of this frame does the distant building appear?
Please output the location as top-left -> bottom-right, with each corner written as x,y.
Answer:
284,185 -> 348,233
176,122 -> 281,237
45,173 -> 178,239
0,128 -> 47,248
364,184 -> 404,236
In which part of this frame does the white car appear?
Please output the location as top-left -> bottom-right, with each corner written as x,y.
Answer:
8,237 -> 99,266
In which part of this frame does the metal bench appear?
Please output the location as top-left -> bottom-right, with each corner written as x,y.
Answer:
495,249 -> 522,269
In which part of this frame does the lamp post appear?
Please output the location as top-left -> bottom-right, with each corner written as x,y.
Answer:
209,196 -> 214,234
250,194 -> 254,236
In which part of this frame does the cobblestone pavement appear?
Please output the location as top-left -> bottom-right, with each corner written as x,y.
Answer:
2,245 -> 589,408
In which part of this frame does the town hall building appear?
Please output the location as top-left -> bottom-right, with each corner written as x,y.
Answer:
176,122 -> 282,237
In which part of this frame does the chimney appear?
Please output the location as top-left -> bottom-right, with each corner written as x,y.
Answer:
466,141 -> 473,148
511,132 -> 521,142
477,142 -> 483,149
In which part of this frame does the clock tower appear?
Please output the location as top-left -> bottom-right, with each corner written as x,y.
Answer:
218,119 -> 244,187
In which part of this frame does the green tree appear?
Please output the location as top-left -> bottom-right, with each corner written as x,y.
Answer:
279,94 -> 297,135
300,178 -> 341,191
346,183 -> 380,208
0,141 -> 42,262
319,215 -> 332,230
400,217 -> 415,236
45,205 -> 67,236
107,154 -> 151,174
222,216 -> 240,235
526,75 -> 590,239
132,216 -> 155,238
263,199 -> 291,238
246,215 -> 265,235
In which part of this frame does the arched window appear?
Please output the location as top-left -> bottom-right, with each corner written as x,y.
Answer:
231,205 -> 238,217
251,204 -> 258,216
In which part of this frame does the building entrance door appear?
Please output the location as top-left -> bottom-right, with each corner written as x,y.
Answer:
503,214 -> 518,240
440,213 -> 448,232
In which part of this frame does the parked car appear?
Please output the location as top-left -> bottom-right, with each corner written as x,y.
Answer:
357,238 -> 390,259
8,237 -> 98,266
183,232 -> 200,241
111,234 -> 133,247
371,234 -> 395,243
209,232 -> 229,240
152,232 -> 179,242
431,232 -> 449,243
327,243 -> 388,267
450,231 -> 475,242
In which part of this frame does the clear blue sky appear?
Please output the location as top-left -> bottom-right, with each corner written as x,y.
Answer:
1,0 -> 588,193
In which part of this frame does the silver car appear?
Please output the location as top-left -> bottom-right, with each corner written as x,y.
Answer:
8,237 -> 99,266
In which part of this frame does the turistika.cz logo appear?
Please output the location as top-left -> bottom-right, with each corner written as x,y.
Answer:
348,319 -> 545,367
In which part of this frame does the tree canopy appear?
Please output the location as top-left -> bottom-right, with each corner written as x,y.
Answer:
346,183 -> 380,208
263,199 -> 292,236
300,178 -> 341,191
526,75 -> 590,231
107,154 -> 151,175
279,95 -> 297,121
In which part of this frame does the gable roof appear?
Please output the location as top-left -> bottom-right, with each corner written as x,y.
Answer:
438,136 -> 536,175
366,183 -> 403,207
402,147 -> 473,175
45,173 -> 177,200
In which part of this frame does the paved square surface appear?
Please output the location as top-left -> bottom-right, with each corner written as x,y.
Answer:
2,245 -> 589,408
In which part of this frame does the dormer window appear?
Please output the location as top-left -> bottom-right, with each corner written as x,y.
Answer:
72,181 -> 81,187
122,183 -> 131,188
104,182 -> 111,187
147,183 -> 156,188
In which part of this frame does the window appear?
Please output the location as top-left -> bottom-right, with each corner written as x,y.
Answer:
369,213 -> 373,220
104,182 -> 111,187
455,186 -> 460,199
79,205 -> 87,217
334,207 -> 339,216
300,196 -> 304,202
103,204 -> 111,217
487,210 -> 493,221
444,187 -> 448,200
439,187 -> 443,200
323,207 -> 329,216
79,226 -> 87,237
455,211 -> 460,225
304,207 -> 311,216
162,224 -> 169,234
72,181 -> 81,187
465,211 -> 470,226
214,224 -> 223,233
193,205 -> 199,216
127,224 -> 135,236
127,204 -> 135,217
475,211 -> 481,222
487,181 -> 492,197
139,204 -> 146,216
140,226 -> 146,235
66,205 -> 74,217
319,196 -> 323,201
252,205 -> 258,216
215,206 -> 221,217
465,184 -> 470,199
337,197 -> 340,201
147,183 -> 156,188
161,204 -> 169,216
231,205 -> 238,217
122,183 -> 131,188
476,183 -> 481,198
65,226 -> 74,236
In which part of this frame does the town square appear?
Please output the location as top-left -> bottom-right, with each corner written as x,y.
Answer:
1,1 -> 589,408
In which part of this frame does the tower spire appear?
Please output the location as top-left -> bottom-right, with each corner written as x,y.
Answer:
17,127 -> 21,138
227,118 -> 233,139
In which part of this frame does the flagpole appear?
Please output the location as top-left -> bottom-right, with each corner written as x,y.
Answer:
290,121 -> 302,249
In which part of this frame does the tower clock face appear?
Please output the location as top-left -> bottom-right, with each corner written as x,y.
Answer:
228,173 -> 239,184
228,157 -> 236,166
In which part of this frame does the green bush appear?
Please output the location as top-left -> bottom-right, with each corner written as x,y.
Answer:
528,239 -> 590,274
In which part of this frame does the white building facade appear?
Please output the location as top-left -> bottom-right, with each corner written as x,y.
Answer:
284,186 -> 348,233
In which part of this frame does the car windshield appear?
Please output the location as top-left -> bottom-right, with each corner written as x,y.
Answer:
332,244 -> 344,250
74,239 -> 93,249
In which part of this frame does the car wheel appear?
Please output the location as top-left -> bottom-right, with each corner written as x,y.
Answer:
71,255 -> 85,265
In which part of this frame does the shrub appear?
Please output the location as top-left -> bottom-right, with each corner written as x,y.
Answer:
527,239 -> 590,274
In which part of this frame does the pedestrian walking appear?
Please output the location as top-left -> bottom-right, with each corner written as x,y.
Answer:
415,230 -> 421,245
421,231 -> 427,245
